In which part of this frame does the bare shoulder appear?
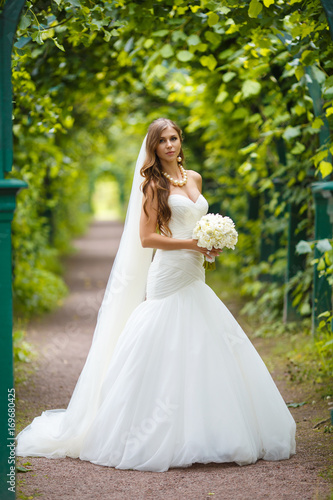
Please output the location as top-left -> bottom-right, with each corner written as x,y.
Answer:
187,169 -> 201,180
186,169 -> 202,189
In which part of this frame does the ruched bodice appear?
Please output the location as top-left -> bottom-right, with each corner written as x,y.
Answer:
146,194 -> 209,300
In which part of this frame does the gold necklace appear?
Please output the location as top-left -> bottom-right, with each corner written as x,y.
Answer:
162,163 -> 188,187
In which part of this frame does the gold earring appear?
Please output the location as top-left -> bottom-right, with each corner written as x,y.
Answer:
177,156 -> 182,163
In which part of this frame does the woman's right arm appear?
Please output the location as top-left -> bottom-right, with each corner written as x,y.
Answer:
139,186 -> 220,256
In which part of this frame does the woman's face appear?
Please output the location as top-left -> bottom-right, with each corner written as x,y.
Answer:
155,126 -> 181,164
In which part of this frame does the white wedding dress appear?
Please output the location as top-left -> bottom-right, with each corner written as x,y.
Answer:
16,193 -> 296,472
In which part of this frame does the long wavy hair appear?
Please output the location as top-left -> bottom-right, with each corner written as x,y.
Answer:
140,118 -> 184,237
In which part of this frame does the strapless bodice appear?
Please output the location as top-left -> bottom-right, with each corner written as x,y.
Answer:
168,194 -> 209,238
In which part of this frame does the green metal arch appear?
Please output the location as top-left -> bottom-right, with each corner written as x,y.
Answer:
0,0 -> 26,177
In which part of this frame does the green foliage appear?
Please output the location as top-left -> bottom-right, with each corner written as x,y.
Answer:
13,329 -> 35,363
287,327 -> 333,392
10,1 -> 141,317
290,238 -> 333,320
14,263 -> 68,317
7,0 -> 333,324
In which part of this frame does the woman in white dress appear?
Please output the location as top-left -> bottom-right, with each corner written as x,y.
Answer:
16,118 -> 296,472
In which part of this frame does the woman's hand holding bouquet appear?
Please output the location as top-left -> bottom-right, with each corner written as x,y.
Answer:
192,213 -> 238,270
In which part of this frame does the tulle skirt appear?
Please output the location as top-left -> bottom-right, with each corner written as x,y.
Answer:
16,249 -> 296,472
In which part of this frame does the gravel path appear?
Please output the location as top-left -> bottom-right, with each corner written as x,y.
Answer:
16,220 -> 332,500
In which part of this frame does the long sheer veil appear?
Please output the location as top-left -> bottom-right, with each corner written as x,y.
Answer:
16,135 -> 154,458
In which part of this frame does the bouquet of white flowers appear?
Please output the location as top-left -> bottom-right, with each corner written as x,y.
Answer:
192,213 -> 238,270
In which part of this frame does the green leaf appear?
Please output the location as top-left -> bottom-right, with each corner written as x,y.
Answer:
291,141 -> 305,155
200,54 -> 217,71
152,29 -> 169,37
241,80 -> 261,98
53,38 -> 65,52
154,64 -> 168,78
263,0 -> 274,6
144,39 -> 154,49
91,19 -> 108,31
17,466 -> 31,473
233,108 -> 249,120
295,66 -> 304,81
160,44 -> 174,58
172,31 -> 187,42
319,161 -> 333,178
313,149 -> 328,167
187,34 -> 201,46
176,50 -> 194,62
318,311 -> 331,318
31,31 -> 44,45
196,43 -> 208,52
312,117 -> 324,130
311,66 -> 326,84
317,257 -> 326,271
287,402 -> 307,408
248,0 -> 263,18
222,71 -> 236,83
205,31 -> 221,45
300,303 -> 311,315
14,37 -> 32,49
215,90 -> 228,103
283,126 -> 301,140
323,86 -> 333,100
240,142 -> 258,155
19,15 -> 31,30
173,72 -> 187,85
296,240 -> 313,255
207,12 -> 219,27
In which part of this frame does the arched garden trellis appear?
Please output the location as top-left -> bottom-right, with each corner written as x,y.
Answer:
0,1 -> 333,498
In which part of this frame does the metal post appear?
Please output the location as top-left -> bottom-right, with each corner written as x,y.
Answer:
247,192 -> 260,221
0,179 -> 26,499
306,66 -> 331,166
311,182 -> 333,332
0,1 -> 27,498
305,61 -> 332,331
0,0 -> 26,177
259,178 -> 285,283
275,136 -> 308,322
320,0 -> 333,38
283,201 -> 307,322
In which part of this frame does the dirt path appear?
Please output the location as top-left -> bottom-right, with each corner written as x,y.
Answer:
16,220 -> 332,500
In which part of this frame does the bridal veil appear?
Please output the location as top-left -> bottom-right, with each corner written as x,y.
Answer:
16,135 -> 153,457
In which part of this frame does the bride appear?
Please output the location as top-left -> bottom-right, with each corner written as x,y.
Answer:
16,118 -> 296,472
